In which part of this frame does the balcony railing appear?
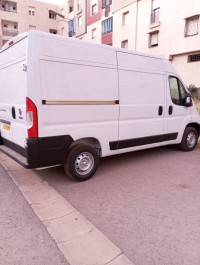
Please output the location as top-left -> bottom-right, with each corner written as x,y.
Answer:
2,29 -> 18,36
151,8 -> 160,24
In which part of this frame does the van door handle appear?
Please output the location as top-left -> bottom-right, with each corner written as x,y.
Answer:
168,105 -> 173,115
158,106 -> 163,116
12,106 -> 16,119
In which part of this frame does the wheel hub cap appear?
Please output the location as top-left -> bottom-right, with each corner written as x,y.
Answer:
75,152 -> 94,175
187,132 -> 196,148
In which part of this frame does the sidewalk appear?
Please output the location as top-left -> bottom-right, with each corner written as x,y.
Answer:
0,152 -> 134,265
0,162 -> 69,265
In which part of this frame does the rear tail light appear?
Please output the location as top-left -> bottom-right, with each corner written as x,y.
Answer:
9,41 -> 14,46
26,97 -> 38,138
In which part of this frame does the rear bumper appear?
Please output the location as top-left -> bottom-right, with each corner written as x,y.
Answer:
0,135 -> 74,169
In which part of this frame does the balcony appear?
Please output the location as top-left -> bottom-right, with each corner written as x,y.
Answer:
0,1 -> 17,13
2,29 -> 18,36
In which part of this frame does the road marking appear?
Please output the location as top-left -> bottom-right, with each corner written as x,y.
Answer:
0,152 -> 135,265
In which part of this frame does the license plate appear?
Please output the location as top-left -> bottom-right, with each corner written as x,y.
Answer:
3,124 -> 10,131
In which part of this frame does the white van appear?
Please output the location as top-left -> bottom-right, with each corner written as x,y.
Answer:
0,31 -> 199,181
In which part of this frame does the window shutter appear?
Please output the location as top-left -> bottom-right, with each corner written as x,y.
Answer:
187,19 -> 198,35
151,32 -> 158,45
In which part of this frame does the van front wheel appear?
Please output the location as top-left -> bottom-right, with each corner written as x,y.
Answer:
64,144 -> 99,181
179,127 -> 198,151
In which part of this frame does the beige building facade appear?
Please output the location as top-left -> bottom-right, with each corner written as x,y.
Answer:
0,0 -> 60,47
0,0 -> 200,87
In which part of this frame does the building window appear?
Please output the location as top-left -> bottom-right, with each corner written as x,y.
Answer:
92,4 -> 97,15
92,28 -> 97,39
185,16 -> 199,37
151,0 -> 160,24
122,11 -> 129,26
121,40 -> 128,49
188,54 -> 200,62
102,17 -> 113,35
49,12 -> 56,19
68,19 -> 75,37
78,16 -> 82,27
29,25 -> 36,30
49,29 -> 57,34
69,5 -> 73,13
149,31 -> 159,47
28,7 -> 35,16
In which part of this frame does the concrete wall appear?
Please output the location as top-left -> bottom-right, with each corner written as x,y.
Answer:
172,54 -> 200,87
113,2 -> 137,50
1,0 -> 200,86
136,0 -> 200,58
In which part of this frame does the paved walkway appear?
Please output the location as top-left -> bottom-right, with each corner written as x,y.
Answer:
0,159 -> 69,265
0,151 -> 134,265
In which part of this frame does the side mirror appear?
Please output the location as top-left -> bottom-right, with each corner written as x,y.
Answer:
184,93 -> 193,107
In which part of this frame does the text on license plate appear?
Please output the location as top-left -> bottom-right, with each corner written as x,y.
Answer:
3,124 -> 10,131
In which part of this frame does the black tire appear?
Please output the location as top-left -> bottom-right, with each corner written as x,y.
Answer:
64,144 -> 99,181
179,127 -> 198,151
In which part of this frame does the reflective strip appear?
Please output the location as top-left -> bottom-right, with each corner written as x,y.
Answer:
42,100 -> 119,105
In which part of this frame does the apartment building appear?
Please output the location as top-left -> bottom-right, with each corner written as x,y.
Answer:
0,0 -> 199,87
0,0 -> 61,47
64,0 -> 200,87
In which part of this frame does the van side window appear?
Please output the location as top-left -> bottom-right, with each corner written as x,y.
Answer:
169,76 -> 187,105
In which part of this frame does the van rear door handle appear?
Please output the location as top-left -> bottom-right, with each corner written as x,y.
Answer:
168,105 -> 173,115
158,106 -> 163,116
12,106 -> 16,119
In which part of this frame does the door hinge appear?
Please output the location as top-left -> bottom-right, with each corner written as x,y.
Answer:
23,63 -> 28,72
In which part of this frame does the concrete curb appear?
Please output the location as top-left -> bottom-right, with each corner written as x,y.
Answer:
196,141 -> 200,148
0,152 -> 135,265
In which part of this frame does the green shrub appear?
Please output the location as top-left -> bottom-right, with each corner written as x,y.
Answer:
188,84 -> 199,99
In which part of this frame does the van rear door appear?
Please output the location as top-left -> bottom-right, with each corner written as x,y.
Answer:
0,35 -> 28,155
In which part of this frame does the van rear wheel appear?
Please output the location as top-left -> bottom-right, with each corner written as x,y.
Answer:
179,127 -> 198,151
64,144 -> 99,181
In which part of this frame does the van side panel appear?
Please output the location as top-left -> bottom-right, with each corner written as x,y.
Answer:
0,38 -> 28,152
115,52 -> 167,152
29,35 -> 119,157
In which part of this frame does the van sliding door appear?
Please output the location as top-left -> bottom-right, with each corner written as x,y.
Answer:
113,52 -> 165,151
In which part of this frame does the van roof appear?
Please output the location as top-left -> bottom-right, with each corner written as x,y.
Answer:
0,30 -> 175,73
0,32 -> 28,52
0,30 -> 161,60
28,30 -> 163,59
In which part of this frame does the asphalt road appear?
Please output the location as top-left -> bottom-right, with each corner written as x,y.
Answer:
39,146 -> 200,265
0,164 -> 69,265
